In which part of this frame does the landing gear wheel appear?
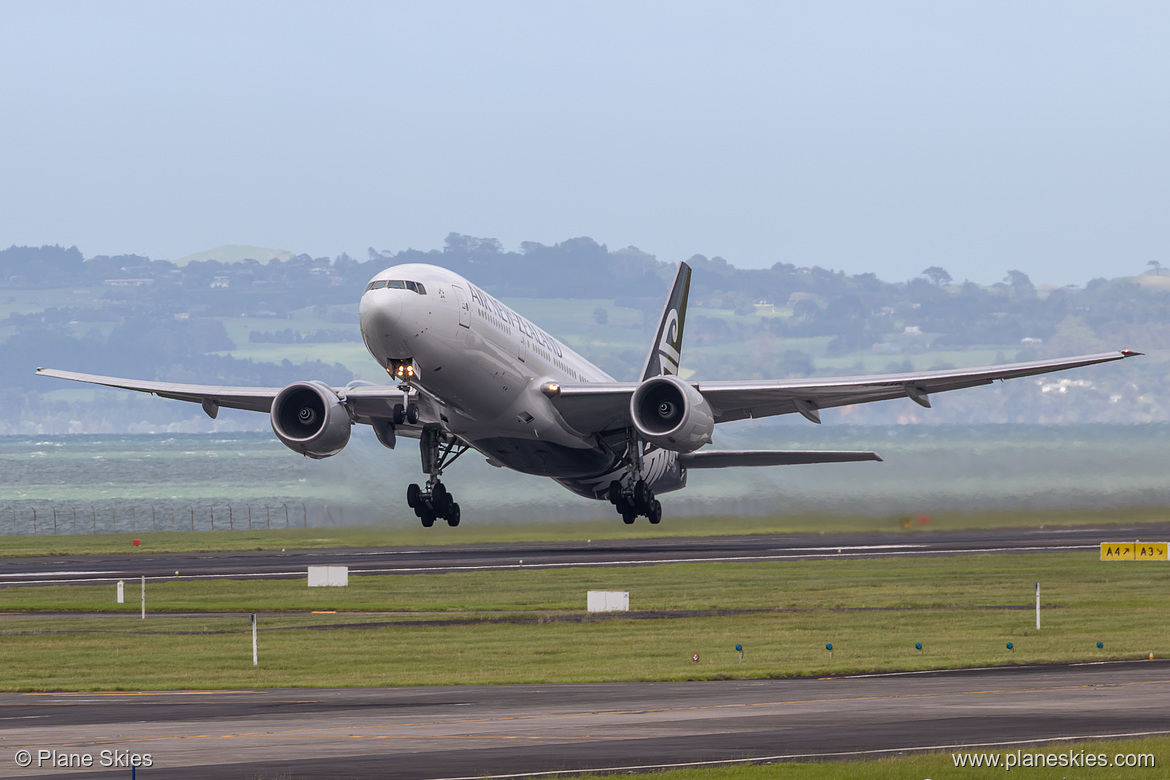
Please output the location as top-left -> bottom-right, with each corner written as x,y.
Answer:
446,503 -> 461,527
607,480 -> 623,504
633,480 -> 651,511
432,482 -> 448,512
648,499 -> 662,525
406,483 -> 421,509
406,404 -> 420,424
621,510 -> 636,525
419,509 -> 435,528
392,404 -> 406,425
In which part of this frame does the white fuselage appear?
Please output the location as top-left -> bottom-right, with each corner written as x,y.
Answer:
358,263 -> 684,499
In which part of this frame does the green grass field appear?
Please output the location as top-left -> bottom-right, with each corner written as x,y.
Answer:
2,552 -> 1167,690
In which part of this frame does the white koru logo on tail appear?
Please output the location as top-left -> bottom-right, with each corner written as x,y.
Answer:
658,309 -> 680,376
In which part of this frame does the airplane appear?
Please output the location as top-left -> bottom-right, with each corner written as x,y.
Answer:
37,261 -> 1140,527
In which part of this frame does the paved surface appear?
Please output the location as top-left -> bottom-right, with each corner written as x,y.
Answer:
4,524 -> 1165,586
1,661 -> 1168,778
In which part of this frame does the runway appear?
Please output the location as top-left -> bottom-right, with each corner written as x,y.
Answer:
2,661 -> 1168,778
3,523 -> 1165,587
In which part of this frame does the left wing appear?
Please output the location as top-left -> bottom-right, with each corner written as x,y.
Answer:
546,349 -> 1141,433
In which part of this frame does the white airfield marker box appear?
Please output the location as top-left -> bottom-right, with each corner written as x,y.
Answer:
587,591 -> 629,612
308,566 -> 349,587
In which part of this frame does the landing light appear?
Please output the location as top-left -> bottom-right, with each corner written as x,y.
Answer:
541,382 -> 561,398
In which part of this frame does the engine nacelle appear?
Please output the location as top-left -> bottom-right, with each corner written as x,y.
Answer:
629,375 -> 714,453
270,381 -> 352,459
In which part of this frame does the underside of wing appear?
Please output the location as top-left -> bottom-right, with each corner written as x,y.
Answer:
36,368 -> 282,414
679,450 -> 882,468
547,350 -> 1139,433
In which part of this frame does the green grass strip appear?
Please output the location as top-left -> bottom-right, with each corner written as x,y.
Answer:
1,553 -> 1167,690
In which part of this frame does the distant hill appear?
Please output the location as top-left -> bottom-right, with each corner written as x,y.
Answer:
171,245 -> 296,266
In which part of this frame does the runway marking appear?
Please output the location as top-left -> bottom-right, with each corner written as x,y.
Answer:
0,544 -> 1101,585
348,734 -> 642,741
1,571 -> 116,577
430,729 -> 1170,779
25,690 -> 259,697
836,658 -> 1170,678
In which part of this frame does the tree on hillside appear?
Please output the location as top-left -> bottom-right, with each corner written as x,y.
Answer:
1005,270 -> 1036,299
921,266 -> 952,286
1149,260 -> 1164,276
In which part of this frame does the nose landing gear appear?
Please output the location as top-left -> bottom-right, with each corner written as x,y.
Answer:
392,403 -> 420,425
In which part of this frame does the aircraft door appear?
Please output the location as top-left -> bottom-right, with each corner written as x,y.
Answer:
452,285 -> 471,328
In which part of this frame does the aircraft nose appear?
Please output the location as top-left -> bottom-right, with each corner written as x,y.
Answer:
360,290 -> 403,342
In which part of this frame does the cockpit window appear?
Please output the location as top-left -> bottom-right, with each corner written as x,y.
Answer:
365,279 -> 426,294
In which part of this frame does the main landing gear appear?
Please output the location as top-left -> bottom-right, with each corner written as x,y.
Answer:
407,479 -> 460,527
607,479 -> 662,525
408,426 -> 468,528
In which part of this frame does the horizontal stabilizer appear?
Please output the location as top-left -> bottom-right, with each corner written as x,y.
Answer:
679,450 -> 882,469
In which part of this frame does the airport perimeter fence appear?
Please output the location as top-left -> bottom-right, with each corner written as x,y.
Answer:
0,499 -> 355,536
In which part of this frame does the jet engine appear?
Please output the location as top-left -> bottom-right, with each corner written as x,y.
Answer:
270,381 -> 352,459
629,375 -> 714,453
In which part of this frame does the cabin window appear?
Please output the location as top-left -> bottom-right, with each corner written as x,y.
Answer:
365,280 -> 388,291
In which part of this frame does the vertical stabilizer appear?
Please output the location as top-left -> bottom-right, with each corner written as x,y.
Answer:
639,262 -> 691,381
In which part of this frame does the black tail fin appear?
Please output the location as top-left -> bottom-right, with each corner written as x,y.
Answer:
639,262 -> 691,381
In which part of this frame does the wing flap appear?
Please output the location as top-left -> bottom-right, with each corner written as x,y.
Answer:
680,450 -> 882,468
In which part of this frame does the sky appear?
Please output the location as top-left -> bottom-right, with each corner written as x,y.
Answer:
1,1 -> 1167,286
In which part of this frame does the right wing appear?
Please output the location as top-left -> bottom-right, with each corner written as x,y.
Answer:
35,368 -> 281,415
35,368 -> 429,435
